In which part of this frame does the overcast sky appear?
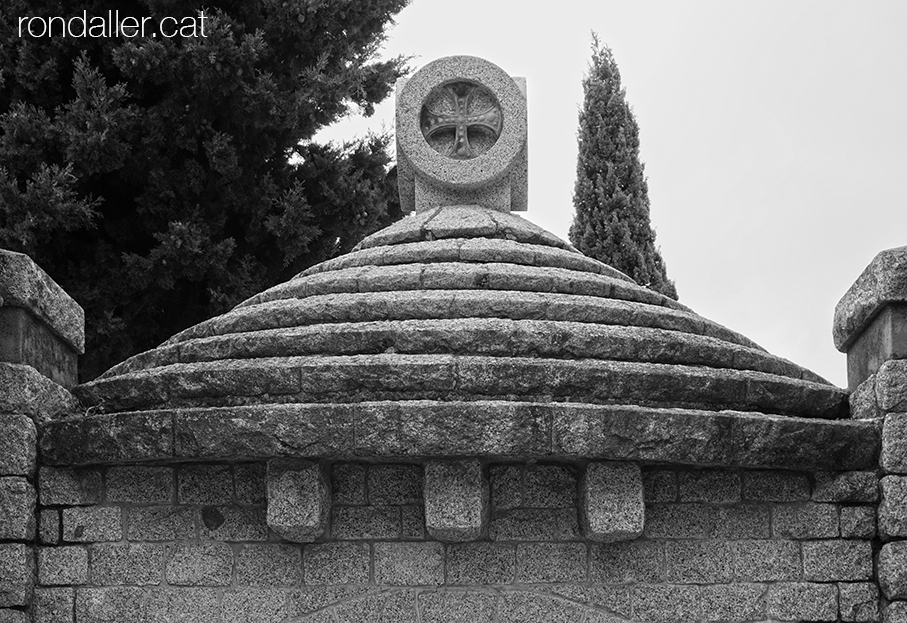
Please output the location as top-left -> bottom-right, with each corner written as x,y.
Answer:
316,0 -> 907,388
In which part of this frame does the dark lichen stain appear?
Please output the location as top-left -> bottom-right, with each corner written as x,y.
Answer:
201,506 -> 225,530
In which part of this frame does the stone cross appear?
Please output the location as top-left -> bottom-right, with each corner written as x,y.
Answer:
396,56 -> 527,212
420,82 -> 503,160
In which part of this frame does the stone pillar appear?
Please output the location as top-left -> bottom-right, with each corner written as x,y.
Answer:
0,249 -> 82,621
834,245 -> 907,620
834,246 -> 907,393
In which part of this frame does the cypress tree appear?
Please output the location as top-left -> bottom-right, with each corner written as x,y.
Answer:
569,36 -> 677,300
0,0 -> 408,379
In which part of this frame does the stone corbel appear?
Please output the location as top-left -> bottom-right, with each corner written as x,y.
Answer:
266,459 -> 328,543
581,461 -> 645,542
423,460 -> 488,542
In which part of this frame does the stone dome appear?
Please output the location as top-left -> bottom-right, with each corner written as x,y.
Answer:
47,206 -> 873,470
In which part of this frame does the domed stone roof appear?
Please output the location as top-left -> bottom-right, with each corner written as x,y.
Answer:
44,206 -> 876,470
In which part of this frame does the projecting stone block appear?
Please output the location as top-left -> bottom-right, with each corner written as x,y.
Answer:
581,461 -> 644,542
266,459 -> 327,543
880,541 -> 907,599
423,460 -> 487,542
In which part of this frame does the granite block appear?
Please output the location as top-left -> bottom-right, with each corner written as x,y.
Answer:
106,466 -> 173,504
236,544 -> 300,587
266,459 -> 328,543
742,471 -> 809,501
0,414 -> 35,477
38,546 -> 87,586
38,468 -> 100,506
581,461 -> 643,542
303,542 -> 370,585
165,542 -> 233,586
0,478 -> 35,540
374,542 -> 442,586
179,465 -> 233,505
446,542 -> 515,585
423,460 -> 487,541
516,542 -> 586,583
61,507 -> 121,542
678,470 -> 740,503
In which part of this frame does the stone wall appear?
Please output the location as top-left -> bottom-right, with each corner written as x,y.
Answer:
859,365 -> 907,620
30,461 -> 879,623
1,364 -> 78,623
5,242 -> 906,623
1,250 -> 82,623
0,366 -> 39,623
835,245 -> 907,622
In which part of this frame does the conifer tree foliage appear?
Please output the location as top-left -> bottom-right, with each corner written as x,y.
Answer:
0,0 -> 409,380
569,36 -> 677,300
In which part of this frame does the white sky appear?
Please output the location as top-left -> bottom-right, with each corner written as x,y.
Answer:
316,0 -> 907,388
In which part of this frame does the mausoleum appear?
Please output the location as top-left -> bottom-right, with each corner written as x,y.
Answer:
2,55 -> 907,623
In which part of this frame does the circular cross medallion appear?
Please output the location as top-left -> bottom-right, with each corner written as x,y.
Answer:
420,82 -> 502,160
396,55 -> 527,190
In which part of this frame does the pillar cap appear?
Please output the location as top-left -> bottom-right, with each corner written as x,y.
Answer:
834,245 -> 907,352
0,249 -> 84,354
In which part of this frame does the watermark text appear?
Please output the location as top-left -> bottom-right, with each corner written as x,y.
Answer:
18,11 -> 208,39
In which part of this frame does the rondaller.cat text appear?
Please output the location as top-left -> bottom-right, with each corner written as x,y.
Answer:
18,11 -> 208,39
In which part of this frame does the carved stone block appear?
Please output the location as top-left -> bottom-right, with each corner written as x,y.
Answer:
581,461 -> 644,542
266,459 -> 327,543
424,460 -> 488,542
396,56 -> 527,213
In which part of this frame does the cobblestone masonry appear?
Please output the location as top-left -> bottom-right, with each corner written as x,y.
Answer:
29,462 -> 882,623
